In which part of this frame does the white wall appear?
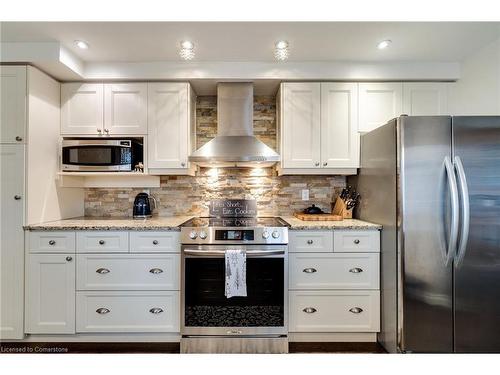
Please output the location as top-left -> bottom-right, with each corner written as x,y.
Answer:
449,37 -> 500,115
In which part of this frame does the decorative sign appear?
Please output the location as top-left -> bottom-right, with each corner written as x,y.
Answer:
209,199 -> 257,218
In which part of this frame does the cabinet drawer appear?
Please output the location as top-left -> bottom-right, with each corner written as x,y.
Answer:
28,231 -> 76,253
289,253 -> 379,290
289,290 -> 380,332
76,291 -> 179,332
130,231 -> 180,253
289,231 -> 333,253
333,230 -> 380,252
77,231 -> 129,253
76,254 -> 180,291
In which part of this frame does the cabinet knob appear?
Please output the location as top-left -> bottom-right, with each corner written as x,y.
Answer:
96,308 -> 110,315
323,162 -> 328,166
49,240 -> 56,245
307,240 -> 314,245
97,128 -> 102,133
354,239 -> 360,244
314,162 -> 320,167
349,307 -> 363,314
104,129 -> 109,134
15,136 -> 23,142
303,307 -> 317,314
181,162 -> 186,167
96,268 -> 110,274
149,308 -> 164,314
349,267 -> 363,273
65,256 -> 72,262
149,268 -> 163,274
303,268 -> 317,274
152,240 -> 159,245
98,240 -> 106,245
14,195 -> 22,200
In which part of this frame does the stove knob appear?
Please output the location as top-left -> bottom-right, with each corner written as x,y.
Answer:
199,231 -> 207,239
272,231 -> 280,239
189,230 -> 198,239
262,231 -> 270,239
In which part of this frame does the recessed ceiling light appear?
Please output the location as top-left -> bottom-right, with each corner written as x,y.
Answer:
377,40 -> 392,50
179,40 -> 195,60
75,40 -> 89,49
274,40 -> 289,61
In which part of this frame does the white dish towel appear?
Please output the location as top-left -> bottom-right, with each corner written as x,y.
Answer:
225,249 -> 247,298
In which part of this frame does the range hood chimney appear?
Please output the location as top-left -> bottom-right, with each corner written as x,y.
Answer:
189,82 -> 280,167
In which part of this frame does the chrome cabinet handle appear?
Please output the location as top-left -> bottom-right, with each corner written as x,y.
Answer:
97,128 -> 102,133
96,308 -> 110,314
149,268 -> 163,274
181,162 -> 186,167
349,267 -> 363,273
15,136 -> 23,142
307,240 -> 314,245
303,307 -> 317,314
149,308 -> 163,314
353,239 -> 360,244
152,240 -> 159,245
49,240 -> 56,245
454,156 -> 470,268
349,307 -> 363,314
14,195 -> 22,200
314,162 -> 320,167
303,268 -> 317,273
104,129 -> 109,134
96,268 -> 110,274
65,256 -> 72,262
98,240 -> 105,245
323,162 -> 328,166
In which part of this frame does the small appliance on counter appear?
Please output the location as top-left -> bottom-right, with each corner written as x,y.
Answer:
133,192 -> 157,219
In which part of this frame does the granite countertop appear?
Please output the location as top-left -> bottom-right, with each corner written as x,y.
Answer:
24,216 -> 193,231
280,217 -> 382,230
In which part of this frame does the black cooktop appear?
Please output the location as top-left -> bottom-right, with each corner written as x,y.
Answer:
181,217 -> 289,228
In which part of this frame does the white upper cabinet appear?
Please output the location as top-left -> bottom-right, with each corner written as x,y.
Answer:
61,83 -> 104,135
280,83 -> 321,169
403,82 -> 448,115
104,83 -> 148,134
0,66 -> 26,144
148,83 -> 193,170
358,83 -> 403,133
320,83 -> 359,168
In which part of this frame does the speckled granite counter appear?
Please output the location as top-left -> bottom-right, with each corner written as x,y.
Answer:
24,216 -> 193,231
280,217 -> 381,230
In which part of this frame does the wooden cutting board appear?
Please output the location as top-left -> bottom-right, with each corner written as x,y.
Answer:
293,212 -> 343,221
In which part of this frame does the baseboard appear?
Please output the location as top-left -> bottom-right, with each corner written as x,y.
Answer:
289,332 -> 377,342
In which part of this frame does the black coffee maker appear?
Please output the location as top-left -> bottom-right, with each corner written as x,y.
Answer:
133,193 -> 157,219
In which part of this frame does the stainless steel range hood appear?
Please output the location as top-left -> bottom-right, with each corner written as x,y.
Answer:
189,82 -> 280,167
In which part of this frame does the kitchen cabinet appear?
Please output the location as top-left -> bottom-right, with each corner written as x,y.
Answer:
358,83 -> 403,133
61,83 -> 147,135
0,145 -> 25,339
25,254 -> 76,334
147,82 -> 196,172
403,82 -> 448,115
0,66 -> 26,144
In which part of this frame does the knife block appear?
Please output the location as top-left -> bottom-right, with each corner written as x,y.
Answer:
332,197 -> 353,219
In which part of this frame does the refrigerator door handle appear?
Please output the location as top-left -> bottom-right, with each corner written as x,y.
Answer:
444,156 -> 460,266
454,156 -> 470,267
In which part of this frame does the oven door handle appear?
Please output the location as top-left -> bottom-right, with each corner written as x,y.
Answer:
183,249 -> 285,257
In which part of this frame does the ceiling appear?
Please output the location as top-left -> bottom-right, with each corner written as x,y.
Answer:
2,22 -> 500,63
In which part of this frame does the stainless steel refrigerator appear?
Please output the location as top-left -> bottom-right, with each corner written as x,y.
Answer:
350,116 -> 500,353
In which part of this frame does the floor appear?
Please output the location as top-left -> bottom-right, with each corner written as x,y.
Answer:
0,342 -> 386,354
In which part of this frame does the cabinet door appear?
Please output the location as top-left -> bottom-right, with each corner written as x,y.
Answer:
25,254 -> 75,334
104,83 -> 147,135
359,83 -> 403,132
0,66 -> 26,143
403,82 -> 448,115
320,83 -> 359,168
281,83 -> 321,168
0,145 -> 25,339
148,83 -> 189,169
61,83 -> 104,135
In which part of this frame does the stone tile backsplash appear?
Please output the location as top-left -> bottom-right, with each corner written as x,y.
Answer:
84,95 -> 346,217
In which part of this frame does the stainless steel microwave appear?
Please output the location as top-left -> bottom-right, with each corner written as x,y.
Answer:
61,139 -> 143,172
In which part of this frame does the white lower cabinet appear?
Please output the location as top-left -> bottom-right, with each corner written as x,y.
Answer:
25,254 -> 76,334
76,291 -> 179,333
289,290 -> 380,332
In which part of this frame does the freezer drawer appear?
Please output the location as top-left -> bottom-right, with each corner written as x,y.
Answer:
289,253 -> 379,290
289,290 -> 380,332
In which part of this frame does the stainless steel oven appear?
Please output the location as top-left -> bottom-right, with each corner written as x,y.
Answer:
61,139 -> 143,172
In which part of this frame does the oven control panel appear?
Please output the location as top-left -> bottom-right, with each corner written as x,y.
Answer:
180,227 -> 288,245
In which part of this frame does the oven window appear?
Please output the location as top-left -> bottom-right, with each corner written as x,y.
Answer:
63,146 -> 131,166
184,257 -> 284,327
